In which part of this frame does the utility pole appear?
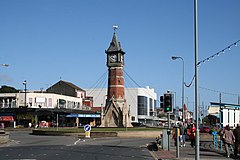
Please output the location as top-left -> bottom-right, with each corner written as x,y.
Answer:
194,0 -> 200,159
171,56 -> 185,123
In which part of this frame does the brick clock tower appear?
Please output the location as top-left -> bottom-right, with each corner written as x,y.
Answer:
101,29 -> 132,127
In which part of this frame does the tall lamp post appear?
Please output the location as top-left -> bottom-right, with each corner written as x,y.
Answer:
171,56 -> 185,123
194,0 -> 200,159
23,80 -> 27,107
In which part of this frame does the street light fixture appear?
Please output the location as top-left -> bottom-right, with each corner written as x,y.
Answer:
1,64 -> 9,67
23,80 -> 27,107
171,56 -> 185,123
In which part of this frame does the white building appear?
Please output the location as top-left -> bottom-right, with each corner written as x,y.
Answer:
0,91 -> 90,110
208,105 -> 220,116
0,80 -> 98,128
85,86 -> 159,125
0,80 -> 90,110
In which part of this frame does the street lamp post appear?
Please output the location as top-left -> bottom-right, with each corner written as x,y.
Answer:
171,56 -> 185,123
194,0 -> 200,159
23,80 -> 27,107
172,91 -> 177,126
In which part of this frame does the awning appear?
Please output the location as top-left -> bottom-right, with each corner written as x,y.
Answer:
67,113 -> 100,118
0,116 -> 14,121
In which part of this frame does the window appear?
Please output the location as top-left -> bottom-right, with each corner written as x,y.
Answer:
132,116 -> 135,121
149,98 -> 153,110
154,100 -> 157,110
29,98 -> 33,107
138,96 -> 147,115
48,98 -> 52,107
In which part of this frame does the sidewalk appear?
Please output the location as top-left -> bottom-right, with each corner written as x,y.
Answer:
150,141 -> 237,160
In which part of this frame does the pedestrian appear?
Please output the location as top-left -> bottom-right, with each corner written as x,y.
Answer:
179,123 -> 186,147
222,125 -> 235,158
233,123 -> 240,158
189,123 -> 196,147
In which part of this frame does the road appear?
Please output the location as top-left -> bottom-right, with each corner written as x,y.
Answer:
0,131 -> 155,160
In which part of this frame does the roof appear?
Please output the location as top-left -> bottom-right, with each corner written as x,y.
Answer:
47,80 -> 85,92
210,102 -> 240,107
106,32 -> 125,53
60,80 -> 85,92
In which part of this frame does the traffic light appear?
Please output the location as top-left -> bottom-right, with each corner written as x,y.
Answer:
160,96 -> 164,108
164,93 -> 173,112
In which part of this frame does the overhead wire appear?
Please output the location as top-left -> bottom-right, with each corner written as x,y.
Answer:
124,72 -> 139,107
86,71 -> 108,105
198,40 -> 240,67
185,40 -> 240,88
199,86 -> 239,97
87,71 -> 107,96
124,69 -> 161,106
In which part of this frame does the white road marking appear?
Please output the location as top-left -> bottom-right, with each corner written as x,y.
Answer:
74,138 -> 81,145
66,138 -> 84,146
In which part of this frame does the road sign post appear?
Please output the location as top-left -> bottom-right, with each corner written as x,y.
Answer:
84,124 -> 91,138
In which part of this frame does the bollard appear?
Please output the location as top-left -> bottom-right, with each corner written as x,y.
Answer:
220,139 -> 223,151
212,131 -> 218,149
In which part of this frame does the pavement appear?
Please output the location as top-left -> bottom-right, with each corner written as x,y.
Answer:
149,140 -> 239,160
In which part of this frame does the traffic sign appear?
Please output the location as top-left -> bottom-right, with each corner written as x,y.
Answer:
84,124 -> 91,132
84,124 -> 91,138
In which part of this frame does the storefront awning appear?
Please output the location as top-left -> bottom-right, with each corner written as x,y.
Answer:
0,116 -> 14,121
66,113 -> 100,118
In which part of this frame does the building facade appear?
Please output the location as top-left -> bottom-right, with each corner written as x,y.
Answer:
0,80 -> 100,128
0,92 -> 85,110
85,86 -> 158,125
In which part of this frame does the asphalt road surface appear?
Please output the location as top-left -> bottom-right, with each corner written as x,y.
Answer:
0,131 -> 155,160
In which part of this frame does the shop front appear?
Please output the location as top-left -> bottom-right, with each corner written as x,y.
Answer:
0,116 -> 14,127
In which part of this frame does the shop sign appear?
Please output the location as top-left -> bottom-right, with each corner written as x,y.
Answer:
0,116 -> 14,121
66,114 -> 100,118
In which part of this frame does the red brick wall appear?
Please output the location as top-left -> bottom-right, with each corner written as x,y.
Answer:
107,67 -> 125,99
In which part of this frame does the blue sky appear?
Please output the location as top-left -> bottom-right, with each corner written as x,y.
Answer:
0,0 -> 239,112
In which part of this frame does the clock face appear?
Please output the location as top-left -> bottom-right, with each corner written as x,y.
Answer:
110,54 -> 117,62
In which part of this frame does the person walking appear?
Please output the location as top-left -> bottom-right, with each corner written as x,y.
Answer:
189,123 -> 196,147
222,125 -> 235,158
233,123 -> 240,158
179,123 -> 186,147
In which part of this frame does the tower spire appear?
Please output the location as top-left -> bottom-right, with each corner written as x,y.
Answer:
106,26 -> 124,53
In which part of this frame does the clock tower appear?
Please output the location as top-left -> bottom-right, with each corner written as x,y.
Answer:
101,30 -> 132,127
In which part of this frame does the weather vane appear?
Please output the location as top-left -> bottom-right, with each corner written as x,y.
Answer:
113,25 -> 118,31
